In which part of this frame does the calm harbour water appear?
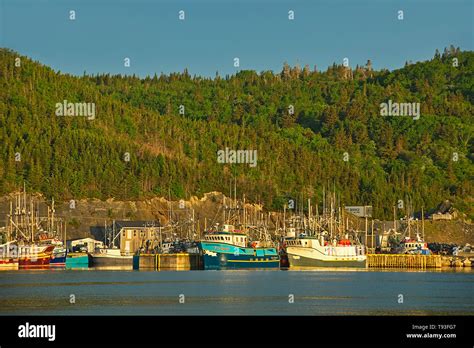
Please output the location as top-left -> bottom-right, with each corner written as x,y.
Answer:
0,269 -> 473,315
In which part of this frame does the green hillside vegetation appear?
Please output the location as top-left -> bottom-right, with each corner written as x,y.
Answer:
0,47 -> 472,220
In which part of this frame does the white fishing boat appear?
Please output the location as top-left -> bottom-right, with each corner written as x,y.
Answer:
286,234 -> 366,268
400,234 -> 431,255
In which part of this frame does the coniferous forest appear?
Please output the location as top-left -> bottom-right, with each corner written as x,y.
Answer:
0,47 -> 473,220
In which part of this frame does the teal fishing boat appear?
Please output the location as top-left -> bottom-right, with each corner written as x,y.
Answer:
198,224 -> 280,270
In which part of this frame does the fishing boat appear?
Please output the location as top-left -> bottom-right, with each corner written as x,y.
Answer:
0,241 -> 19,270
38,236 -> 67,267
50,246 -> 67,266
286,234 -> 366,268
18,244 -> 55,269
90,247 -> 133,267
400,235 -> 431,255
198,224 -> 280,270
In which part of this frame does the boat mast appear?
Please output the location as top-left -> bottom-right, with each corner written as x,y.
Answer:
243,194 -> 246,233
421,206 -> 425,241
393,205 -> 396,234
371,219 -> 374,253
407,198 -> 411,239
365,215 -> 368,247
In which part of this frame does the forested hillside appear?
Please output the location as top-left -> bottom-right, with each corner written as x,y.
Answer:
0,47 -> 472,219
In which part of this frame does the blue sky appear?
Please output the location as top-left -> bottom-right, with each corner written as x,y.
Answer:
1,0 -> 472,77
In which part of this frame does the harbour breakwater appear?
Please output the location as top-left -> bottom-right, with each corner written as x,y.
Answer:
367,254 -> 442,268
367,254 -> 473,269
134,253 -> 203,270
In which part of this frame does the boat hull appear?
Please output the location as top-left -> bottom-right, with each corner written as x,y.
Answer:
279,253 -> 290,268
199,242 -> 280,270
66,253 -> 90,268
90,255 -> 133,267
19,245 -> 55,269
0,259 -> 19,270
202,252 -> 280,270
288,252 -> 367,268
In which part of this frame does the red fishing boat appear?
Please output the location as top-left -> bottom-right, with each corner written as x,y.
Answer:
18,244 -> 55,269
